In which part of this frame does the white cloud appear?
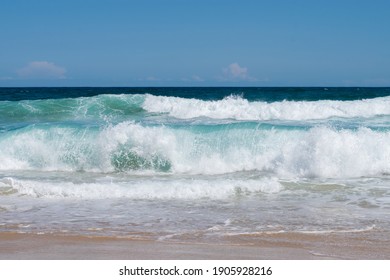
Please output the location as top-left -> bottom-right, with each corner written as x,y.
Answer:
220,62 -> 259,82
17,61 -> 66,79
223,63 -> 248,79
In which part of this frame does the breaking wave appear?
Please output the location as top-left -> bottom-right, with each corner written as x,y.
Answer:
1,121 -> 389,178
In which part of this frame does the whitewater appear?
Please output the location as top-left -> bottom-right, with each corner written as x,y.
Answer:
1,88 -> 390,256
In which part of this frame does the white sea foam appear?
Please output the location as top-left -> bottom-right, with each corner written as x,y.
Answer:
99,122 -> 390,178
142,94 -> 390,121
1,122 -> 390,178
226,225 -> 377,236
3,176 -> 283,199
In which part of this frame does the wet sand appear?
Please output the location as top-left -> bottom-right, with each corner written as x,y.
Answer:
1,232 -> 389,259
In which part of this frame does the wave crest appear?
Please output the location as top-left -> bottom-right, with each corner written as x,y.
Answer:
142,94 -> 390,121
1,121 -> 390,178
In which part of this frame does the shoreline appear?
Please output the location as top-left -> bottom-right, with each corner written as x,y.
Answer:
1,232 -> 389,260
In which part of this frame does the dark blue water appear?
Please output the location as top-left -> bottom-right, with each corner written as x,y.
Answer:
1,87 -> 390,102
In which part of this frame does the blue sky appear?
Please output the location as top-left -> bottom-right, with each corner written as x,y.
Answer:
1,0 -> 390,86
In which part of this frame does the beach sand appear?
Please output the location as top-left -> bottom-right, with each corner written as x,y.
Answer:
1,232 -> 388,260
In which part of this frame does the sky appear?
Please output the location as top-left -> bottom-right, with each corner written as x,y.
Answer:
1,0 -> 390,87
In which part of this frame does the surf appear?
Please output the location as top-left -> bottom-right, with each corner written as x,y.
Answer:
2,93 -> 390,125
1,121 -> 389,178
142,94 -> 390,121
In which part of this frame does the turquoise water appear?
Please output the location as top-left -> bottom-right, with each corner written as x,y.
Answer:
1,87 -> 390,248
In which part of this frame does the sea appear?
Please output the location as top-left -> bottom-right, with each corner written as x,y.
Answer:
1,87 -> 390,257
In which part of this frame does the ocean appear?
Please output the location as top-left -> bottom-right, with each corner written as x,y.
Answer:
1,87 -> 390,257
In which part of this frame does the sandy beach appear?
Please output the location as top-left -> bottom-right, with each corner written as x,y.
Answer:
1,232 -> 388,260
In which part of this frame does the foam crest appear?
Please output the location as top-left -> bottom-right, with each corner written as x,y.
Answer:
273,127 -> 390,178
4,177 -> 283,199
142,94 -> 390,121
1,121 -> 390,178
98,121 -> 177,172
0,126 -> 101,172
